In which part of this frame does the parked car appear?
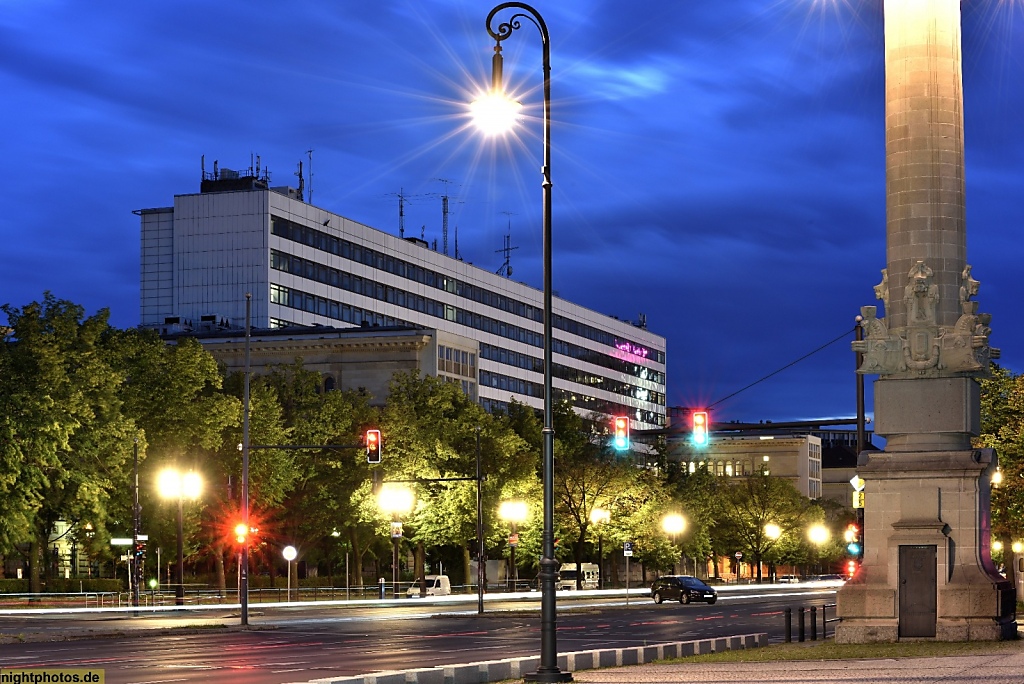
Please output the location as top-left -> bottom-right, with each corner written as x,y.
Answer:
777,575 -> 801,583
650,575 -> 718,605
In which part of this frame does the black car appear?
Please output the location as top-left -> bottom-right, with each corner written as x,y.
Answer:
650,575 -> 717,605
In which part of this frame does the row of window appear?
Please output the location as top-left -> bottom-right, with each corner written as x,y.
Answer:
439,345 -> 476,379
271,249 -> 665,390
270,283 -> 408,329
479,370 -> 666,426
479,343 -> 665,406
270,215 -> 665,365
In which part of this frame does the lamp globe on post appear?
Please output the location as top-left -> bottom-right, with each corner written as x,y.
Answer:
499,500 -> 529,592
589,508 -> 610,589
378,485 -> 415,600
282,545 -> 298,603
157,468 -> 202,606
807,523 -> 830,577
764,523 -> 782,583
473,4 -> 566,680
661,513 -> 686,575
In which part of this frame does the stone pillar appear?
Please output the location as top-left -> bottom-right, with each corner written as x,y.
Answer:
835,0 -> 1014,643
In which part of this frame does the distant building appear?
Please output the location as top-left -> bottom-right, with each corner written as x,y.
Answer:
174,324 -> 480,404
138,163 -> 667,428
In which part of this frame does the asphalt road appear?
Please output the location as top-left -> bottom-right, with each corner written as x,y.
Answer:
0,587 -> 838,684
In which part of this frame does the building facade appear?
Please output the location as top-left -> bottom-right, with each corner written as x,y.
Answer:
139,169 -> 666,428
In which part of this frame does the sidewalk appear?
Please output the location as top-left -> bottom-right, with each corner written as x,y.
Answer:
568,650 -> 1024,683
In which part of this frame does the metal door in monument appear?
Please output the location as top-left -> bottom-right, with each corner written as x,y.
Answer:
898,544 -> 937,638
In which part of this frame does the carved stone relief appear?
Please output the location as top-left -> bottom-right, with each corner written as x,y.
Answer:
852,261 -> 998,378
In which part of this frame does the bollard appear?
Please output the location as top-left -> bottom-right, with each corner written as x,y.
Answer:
810,606 -> 817,641
379,577 -> 386,599
798,607 -> 806,642
785,607 -> 792,643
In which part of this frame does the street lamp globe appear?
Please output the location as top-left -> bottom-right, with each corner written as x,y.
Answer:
764,523 -> 782,540
1013,542 -> 1023,554
377,484 -> 415,518
471,91 -> 522,136
808,524 -> 830,546
662,513 -> 686,537
590,507 -> 610,527
499,500 -> 529,525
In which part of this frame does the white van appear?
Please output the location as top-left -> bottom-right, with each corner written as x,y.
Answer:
406,574 -> 452,597
556,563 -> 599,590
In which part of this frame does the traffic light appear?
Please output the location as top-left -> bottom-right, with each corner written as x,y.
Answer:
846,559 -> 858,579
844,523 -> 862,557
692,411 -> 709,447
234,522 -> 249,545
366,429 -> 382,464
612,416 -> 629,451
134,540 -> 146,565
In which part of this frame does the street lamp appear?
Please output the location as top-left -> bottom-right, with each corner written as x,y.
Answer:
662,513 -> 686,575
378,484 -> 415,600
808,523 -> 830,576
476,4 -> 566,682
499,500 -> 529,592
589,508 -> 610,589
764,523 -> 782,582
157,468 -> 202,606
283,545 -> 297,603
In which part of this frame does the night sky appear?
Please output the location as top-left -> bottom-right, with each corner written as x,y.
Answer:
2,1 -> 1022,424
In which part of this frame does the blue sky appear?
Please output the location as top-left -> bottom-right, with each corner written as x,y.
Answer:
2,0 -> 1023,424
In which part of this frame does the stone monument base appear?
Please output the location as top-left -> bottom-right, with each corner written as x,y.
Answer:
835,445 -> 1016,643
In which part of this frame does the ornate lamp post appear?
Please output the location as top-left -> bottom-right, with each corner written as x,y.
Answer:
499,500 -> 529,591
283,545 -> 297,602
589,508 -> 610,589
473,4 -> 566,680
157,468 -> 202,606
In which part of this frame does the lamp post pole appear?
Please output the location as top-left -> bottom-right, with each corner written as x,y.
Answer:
175,495 -> 185,605
484,4 -> 567,681
241,293 -> 251,625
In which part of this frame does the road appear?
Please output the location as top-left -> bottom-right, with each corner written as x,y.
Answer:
0,586 -> 839,684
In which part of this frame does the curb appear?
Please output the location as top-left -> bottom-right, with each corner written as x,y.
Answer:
299,633 -> 766,684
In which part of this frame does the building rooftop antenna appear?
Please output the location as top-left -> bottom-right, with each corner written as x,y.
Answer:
495,211 -> 519,278
306,149 -> 314,204
384,188 -> 424,239
431,178 -> 461,256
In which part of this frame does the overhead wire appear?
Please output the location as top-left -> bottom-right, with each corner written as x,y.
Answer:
707,324 -> 859,410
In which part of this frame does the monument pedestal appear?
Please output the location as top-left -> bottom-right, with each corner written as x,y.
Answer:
835,380 -> 1015,643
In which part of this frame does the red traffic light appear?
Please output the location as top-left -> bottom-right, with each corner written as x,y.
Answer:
366,429 -> 382,464
234,523 -> 248,544
612,416 -> 629,451
692,411 -> 709,447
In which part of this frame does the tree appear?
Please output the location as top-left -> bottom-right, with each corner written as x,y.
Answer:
715,474 -> 812,582
0,295 -> 133,590
977,363 -> 1024,583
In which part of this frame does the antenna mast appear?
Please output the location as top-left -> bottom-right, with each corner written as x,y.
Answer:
495,211 -> 519,277
434,178 -> 458,256
306,149 -> 314,204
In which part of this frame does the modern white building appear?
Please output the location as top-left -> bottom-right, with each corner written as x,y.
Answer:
138,167 -> 667,429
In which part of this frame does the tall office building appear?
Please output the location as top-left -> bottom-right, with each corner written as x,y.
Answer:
139,165 -> 666,429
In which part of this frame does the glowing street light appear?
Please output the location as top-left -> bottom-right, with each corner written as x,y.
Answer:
157,468 -> 203,606
808,523 -> 830,546
500,500 -> 529,591
590,507 -> 610,590
282,545 -> 297,602
764,523 -> 782,540
477,4 -> 565,681
378,484 -> 415,600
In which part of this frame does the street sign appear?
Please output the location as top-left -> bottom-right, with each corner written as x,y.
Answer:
853,491 -> 865,509
137,534 -> 148,541
508,532 -> 519,547
850,476 -> 865,492
390,522 -> 403,538
111,537 -> 133,546
623,541 -> 633,557
735,551 -> 743,560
